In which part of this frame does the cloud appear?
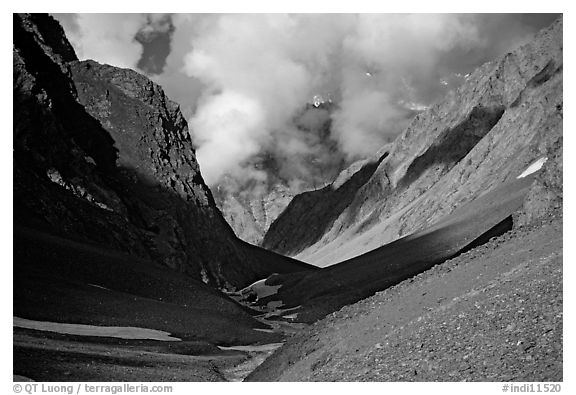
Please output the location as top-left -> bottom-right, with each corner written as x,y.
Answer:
55,14 -> 148,69
332,89 -> 406,157
53,13 -> 175,72
135,14 -> 174,75
138,14 -> 173,38
178,14 -> 486,184
148,14 -> 210,118
181,14 -> 338,184
190,90 -> 268,184
53,13 -> 560,191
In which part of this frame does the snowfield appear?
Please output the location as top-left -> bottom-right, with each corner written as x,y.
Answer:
13,317 -> 181,341
240,278 -> 282,299
217,343 -> 284,353
518,157 -> 548,178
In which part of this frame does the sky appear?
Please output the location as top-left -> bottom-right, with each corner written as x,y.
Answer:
52,13 -> 560,191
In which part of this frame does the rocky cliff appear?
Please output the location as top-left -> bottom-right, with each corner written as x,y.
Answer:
263,18 -> 563,267
13,13 -> 310,290
215,180 -> 295,245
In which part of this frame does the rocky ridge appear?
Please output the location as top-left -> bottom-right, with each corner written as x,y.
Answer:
263,18 -> 563,266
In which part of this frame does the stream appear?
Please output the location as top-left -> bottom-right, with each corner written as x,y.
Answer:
219,287 -> 307,381
219,343 -> 285,382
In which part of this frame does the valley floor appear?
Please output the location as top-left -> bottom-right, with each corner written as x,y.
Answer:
13,328 -> 250,381
247,216 -> 563,381
14,217 -> 563,382
13,293 -> 304,381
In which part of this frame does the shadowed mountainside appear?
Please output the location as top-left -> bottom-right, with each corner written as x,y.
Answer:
14,13 -> 312,292
13,14 -> 315,373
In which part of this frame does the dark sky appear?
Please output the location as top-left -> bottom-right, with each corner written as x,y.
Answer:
135,17 -> 175,75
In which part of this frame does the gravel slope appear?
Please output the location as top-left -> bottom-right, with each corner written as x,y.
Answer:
255,175 -> 535,323
247,216 -> 562,381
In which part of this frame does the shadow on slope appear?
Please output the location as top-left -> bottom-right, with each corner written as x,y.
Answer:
14,12 -> 314,292
13,226 -> 285,345
259,175 -> 535,322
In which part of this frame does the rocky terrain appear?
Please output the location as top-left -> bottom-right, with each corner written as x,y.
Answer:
13,14 -> 562,383
13,13 -> 311,290
263,18 -> 563,267
252,173 -> 542,322
244,18 -> 563,381
249,216 -> 562,381
214,176 -> 296,246
13,13 -> 314,381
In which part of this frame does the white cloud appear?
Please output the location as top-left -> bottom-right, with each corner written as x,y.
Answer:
177,14 -> 487,185
52,13 -> 558,190
63,14 -> 147,69
190,90 -> 267,184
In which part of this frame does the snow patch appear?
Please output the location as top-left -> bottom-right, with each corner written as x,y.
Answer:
240,278 -> 282,300
88,284 -> 110,290
217,342 -> 284,353
252,328 -> 275,333
255,304 -> 302,320
200,268 -> 210,284
13,317 -> 181,341
518,157 -> 548,179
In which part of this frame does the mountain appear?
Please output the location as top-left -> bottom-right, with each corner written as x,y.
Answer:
215,178 -> 295,245
14,13 -> 311,292
13,13 -> 562,382
247,17 -> 563,381
263,17 -> 562,267
243,13 -> 562,343
13,14 -> 318,374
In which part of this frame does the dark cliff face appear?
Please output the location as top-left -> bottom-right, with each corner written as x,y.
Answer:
263,18 -> 563,265
13,13 -> 309,290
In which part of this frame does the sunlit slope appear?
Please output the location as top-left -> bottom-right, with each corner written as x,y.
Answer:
263,18 -> 562,267
261,175 -> 535,322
